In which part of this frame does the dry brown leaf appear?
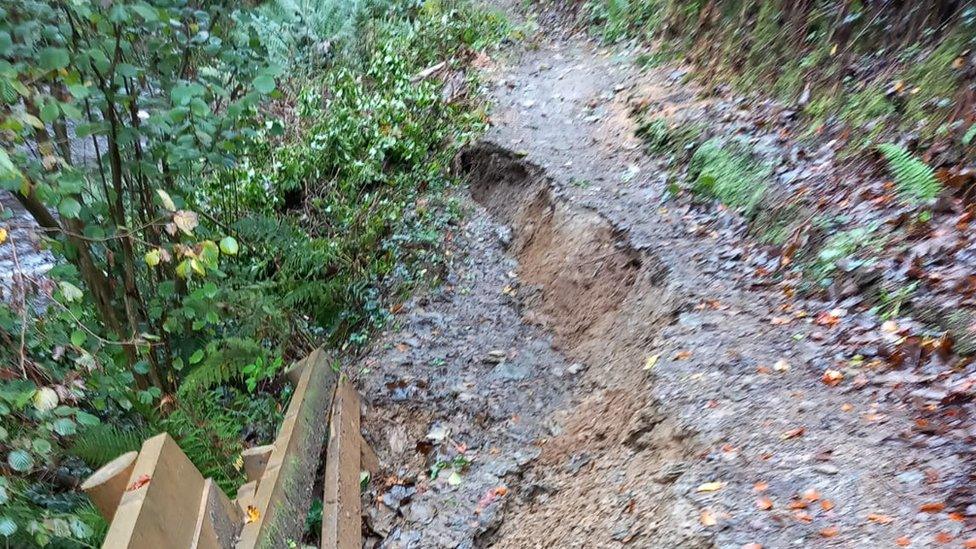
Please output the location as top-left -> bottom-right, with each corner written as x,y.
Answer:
675,350 -> 693,360
841,403 -> 853,412
794,510 -> 813,523
801,488 -> 821,502
919,502 -> 946,513
780,427 -> 805,440
699,508 -> 717,527
867,513 -> 893,524
822,369 -> 844,386
820,526 -> 839,538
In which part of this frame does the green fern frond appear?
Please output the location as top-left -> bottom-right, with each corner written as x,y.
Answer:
178,338 -> 265,395
69,425 -> 148,468
877,143 -> 942,203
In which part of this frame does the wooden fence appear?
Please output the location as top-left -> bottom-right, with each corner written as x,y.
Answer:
81,348 -> 375,548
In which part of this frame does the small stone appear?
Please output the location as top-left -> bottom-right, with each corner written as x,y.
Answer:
814,464 -> 839,475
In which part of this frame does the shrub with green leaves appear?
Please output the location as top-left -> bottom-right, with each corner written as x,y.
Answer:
0,0 -> 504,545
687,138 -> 770,216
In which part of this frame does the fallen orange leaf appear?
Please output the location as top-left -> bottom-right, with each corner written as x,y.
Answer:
794,510 -> 813,523
753,481 -> 768,492
866,513 -> 893,524
126,474 -> 151,492
801,488 -> 821,502
700,508 -> 717,527
741,544 -> 762,549
675,350 -> 693,360
788,499 -> 808,510
820,526 -> 839,538
820,499 -> 834,511
895,536 -> 911,547
948,512 -> 964,522
963,538 -> 976,548
840,403 -> 853,412
934,532 -> 953,544
756,496 -> 773,511
780,427 -> 805,440
919,502 -> 946,513
244,505 -> 260,524
821,369 -> 844,386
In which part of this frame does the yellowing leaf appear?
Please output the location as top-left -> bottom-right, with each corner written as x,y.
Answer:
219,236 -> 239,256
696,481 -> 723,493
33,387 -> 59,413
156,189 -> 176,211
244,505 -> 260,524
644,354 -> 660,370
0,228 -> 7,245
144,249 -> 161,267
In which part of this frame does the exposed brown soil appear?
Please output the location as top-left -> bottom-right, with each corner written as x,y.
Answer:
357,8 -> 976,549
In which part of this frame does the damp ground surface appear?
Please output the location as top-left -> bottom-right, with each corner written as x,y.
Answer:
357,11 -> 976,549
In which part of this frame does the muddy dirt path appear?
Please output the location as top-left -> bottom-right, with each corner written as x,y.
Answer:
358,29 -> 975,549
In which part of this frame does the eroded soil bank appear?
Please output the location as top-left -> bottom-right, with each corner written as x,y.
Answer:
357,19 -> 976,549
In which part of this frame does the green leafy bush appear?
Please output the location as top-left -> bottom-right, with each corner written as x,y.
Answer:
0,0 -> 503,545
688,138 -> 770,216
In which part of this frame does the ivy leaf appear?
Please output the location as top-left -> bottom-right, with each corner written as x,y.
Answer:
219,236 -> 239,255
67,84 -> 90,99
58,197 -> 82,219
32,438 -> 52,454
156,189 -> 176,211
69,517 -> 92,540
59,281 -> 83,302
189,349 -> 204,364
964,124 -> 976,146
199,240 -> 219,268
75,410 -> 100,427
0,516 -> 17,537
253,74 -> 276,94
7,449 -> 33,472
52,418 -> 77,436
38,47 -> 70,71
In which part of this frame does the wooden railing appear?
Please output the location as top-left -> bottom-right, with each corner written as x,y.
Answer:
83,348 -> 375,548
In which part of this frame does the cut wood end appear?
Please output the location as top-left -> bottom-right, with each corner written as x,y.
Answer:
81,450 -> 138,491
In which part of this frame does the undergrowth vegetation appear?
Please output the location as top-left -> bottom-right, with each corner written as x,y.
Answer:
0,0 -> 505,545
588,1 -> 976,156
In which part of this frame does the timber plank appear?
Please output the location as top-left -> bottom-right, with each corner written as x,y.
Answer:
321,380 -> 362,549
102,433 -> 206,548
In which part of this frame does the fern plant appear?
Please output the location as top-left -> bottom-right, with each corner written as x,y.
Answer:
69,425 -> 149,468
877,143 -> 942,203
